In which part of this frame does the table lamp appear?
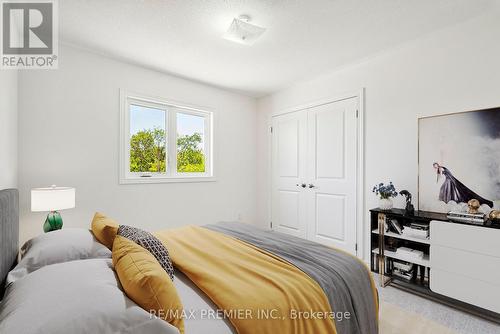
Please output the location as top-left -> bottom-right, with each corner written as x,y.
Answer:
31,185 -> 76,233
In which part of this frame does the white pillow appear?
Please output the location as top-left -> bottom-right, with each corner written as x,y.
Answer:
0,259 -> 179,334
6,228 -> 111,284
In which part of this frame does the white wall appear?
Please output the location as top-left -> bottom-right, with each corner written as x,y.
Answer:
257,11 -> 500,260
0,70 -> 18,190
18,45 -> 257,243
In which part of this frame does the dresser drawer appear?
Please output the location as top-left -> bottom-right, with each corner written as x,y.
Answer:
431,244 -> 500,286
430,220 -> 500,258
431,268 -> 500,313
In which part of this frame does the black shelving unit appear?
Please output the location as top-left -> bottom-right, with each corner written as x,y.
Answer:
370,208 -> 500,324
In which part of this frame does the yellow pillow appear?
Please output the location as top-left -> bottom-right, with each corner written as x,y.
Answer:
112,236 -> 185,333
91,212 -> 118,250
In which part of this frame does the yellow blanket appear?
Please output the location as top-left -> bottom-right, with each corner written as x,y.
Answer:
155,226 -> 337,334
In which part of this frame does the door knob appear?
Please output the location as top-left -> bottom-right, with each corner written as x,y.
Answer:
296,183 -> 307,188
308,184 -> 315,188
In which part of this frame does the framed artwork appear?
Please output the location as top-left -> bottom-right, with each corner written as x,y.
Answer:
418,107 -> 500,213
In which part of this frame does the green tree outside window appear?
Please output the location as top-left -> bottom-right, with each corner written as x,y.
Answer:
130,128 -> 205,173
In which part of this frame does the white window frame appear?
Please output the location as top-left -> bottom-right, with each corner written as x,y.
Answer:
120,90 -> 215,184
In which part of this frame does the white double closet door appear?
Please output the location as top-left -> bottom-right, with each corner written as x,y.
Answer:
271,97 -> 358,255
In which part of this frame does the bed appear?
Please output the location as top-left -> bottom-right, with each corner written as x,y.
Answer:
0,189 -> 378,334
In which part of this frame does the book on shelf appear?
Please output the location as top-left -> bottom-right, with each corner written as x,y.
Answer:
392,259 -> 416,281
393,260 -> 414,272
389,219 -> 403,234
447,211 -> 485,225
402,227 -> 429,239
396,246 -> 424,259
409,222 -> 429,231
392,268 -> 414,281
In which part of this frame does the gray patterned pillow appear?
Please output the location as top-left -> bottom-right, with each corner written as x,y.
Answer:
117,225 -> 174,281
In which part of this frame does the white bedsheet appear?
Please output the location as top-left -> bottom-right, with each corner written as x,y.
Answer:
0,258 -> 179,334
0,259 -> 236,334
174,270 -> 236,334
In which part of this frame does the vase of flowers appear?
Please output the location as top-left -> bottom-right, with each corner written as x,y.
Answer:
373,182 -> 398,210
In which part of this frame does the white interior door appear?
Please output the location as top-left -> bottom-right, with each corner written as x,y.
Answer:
271,111 -> 307,238
306,98 -> 358,254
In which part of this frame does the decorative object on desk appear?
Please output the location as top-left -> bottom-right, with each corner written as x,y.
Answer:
489,210 -> 500,221
489,210 -> 500,228
378,198 -> 392,211
467,198 -> 481,214
447,211 -> 485,225
418,107 -> 500,213
373,182 -> 398,210
399,190 -> 415,216
31,186 -> 76,233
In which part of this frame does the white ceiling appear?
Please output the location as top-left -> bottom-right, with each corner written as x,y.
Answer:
60,0 -> 499,97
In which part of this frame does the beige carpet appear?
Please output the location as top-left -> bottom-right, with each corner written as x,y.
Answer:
380,301 -> 457,334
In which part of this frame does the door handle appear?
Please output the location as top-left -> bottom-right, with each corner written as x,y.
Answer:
308,184 -> 315,189
296,183 -> 307,188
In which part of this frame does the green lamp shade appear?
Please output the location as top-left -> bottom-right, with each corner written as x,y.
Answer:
43,211 -> 63,232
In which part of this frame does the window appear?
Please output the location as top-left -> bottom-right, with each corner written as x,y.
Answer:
129,104 -> 167,174
120,91 -> 213,183
177,112 -> 206,173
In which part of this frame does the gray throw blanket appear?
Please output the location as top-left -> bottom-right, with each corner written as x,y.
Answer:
205,222 -> 378,334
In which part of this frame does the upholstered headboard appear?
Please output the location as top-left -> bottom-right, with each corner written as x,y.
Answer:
0,189 -> 19,299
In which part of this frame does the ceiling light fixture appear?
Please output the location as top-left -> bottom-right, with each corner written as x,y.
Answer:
223,15 -> 266,45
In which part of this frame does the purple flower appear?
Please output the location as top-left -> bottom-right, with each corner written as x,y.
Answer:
373,182 -> 398,199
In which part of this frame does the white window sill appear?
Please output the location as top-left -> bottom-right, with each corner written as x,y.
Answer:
119,176 -> 216,185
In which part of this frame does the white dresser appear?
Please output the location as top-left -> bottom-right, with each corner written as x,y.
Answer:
430,220 -> 500,313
